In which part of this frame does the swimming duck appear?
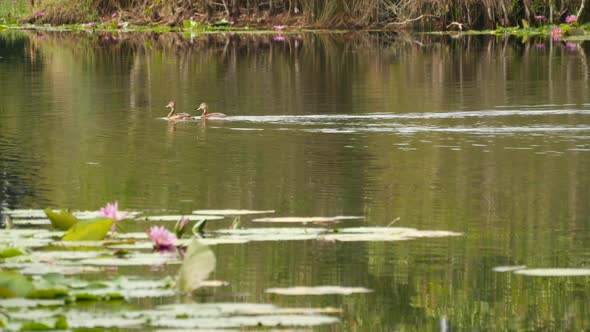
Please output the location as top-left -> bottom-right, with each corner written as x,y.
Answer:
197,102 -> 227,119
165,101 -> 193,121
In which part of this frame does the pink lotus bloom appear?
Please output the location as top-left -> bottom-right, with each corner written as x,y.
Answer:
99,201 -> 128,221
273,35 -> 286,42
229,20 -> 235,26
148,226 -> 177,249
274,25 -> 285,31
534,15 -> 545,20
551,26 -> 563,41
84,22 -> 96,28
565,15 -> 577,24
117,22 -> 123,29
99,201 -> 128,232
34,11 -> 45,18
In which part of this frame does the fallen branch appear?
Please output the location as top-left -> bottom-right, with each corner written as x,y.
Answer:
386,14 -> 436,26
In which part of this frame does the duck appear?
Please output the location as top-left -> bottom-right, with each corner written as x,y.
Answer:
165,101 -> 193,121
197,102 -> 227,119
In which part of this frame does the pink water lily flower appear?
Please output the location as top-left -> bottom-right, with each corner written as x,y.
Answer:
565,15 -> 577,24
34,11 -> 45,18
99,201 -> 128,221
551,26 -> 563,41
534,15 -> 546,20
274,25 -> 285,31
148,226 -> 178,249
273,35 -> 286,42
84,22 -> 97,28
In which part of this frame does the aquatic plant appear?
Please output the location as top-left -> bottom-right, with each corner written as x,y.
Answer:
173,216 -> 189,238
148,226 -> 177,249
274,25 -> 286,31
565,15 -> 577,24
99,201 -> 128,231
551,26 -> 563,41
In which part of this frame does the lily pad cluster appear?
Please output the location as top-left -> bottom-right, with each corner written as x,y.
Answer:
0,204 -> 466,330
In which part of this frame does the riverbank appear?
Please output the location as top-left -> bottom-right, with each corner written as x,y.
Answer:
2,0 -> 589,30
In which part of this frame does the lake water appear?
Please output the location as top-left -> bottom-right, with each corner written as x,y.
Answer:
1,30 -> 590,330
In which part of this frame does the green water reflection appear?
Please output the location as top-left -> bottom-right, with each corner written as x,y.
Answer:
1,30 -> 590,330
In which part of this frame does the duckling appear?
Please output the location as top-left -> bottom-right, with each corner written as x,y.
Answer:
165,101 -> 193,121
197,102 -> 227,119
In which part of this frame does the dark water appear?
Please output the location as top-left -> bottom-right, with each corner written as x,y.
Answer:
1,30 -> 590,330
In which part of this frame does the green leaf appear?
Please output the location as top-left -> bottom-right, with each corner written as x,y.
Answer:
0,271 -> 33,298
177,239 -> 216,293
62,218 -> 114,241
19,322 -> 52,331
0,248 -> 23,258
44,208 -> 79,231
54,315 -> 68,329
27,288 -> 69,299
182,19 -> 192,28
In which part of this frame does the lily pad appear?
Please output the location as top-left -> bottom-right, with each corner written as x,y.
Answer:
252,216 -> 363,223
319,227 -> 462,242
513,268 -> 590,276
44,208 -> 79,231
266,286 -> 372,295
79,252 -> 179,267
0,298 -> 64,308
2,209 -> 47,218
10,219 -> 51,226
493,265 -> 527,272
192,210 -> 275,215
0,271 -> 33,298
145,215 -> 224,221
177,240 -> 216,292
150,314 -> 338,329
62,218 -> 113,241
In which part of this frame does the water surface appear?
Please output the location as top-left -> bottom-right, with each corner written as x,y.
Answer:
1,30 -> 590,330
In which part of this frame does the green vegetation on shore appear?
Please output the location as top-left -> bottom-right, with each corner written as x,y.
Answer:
1,0 -> 589,30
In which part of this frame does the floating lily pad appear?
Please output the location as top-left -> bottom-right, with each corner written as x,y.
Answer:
0,271 -> 33,298
4,263 -> 102,275
10,219 -> 51,226
266,286 -> 372,295
252,216 -> 363,223
319,227 -> 462,242
149,303 -> 339,328
150,314 -> 338,329
493,265 -> 527,272
44,208 -> 79,231
214,227 -> 326,241
62,218 -> 113,241
513,268 -> 590,276
0,298 -> 64,308
145,215 -> 225,221
192,210 -> 275,215
177,240 -> 216,292
66,312 -> 144,328
2,209 -> 47,218
79,252 -> 179,267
